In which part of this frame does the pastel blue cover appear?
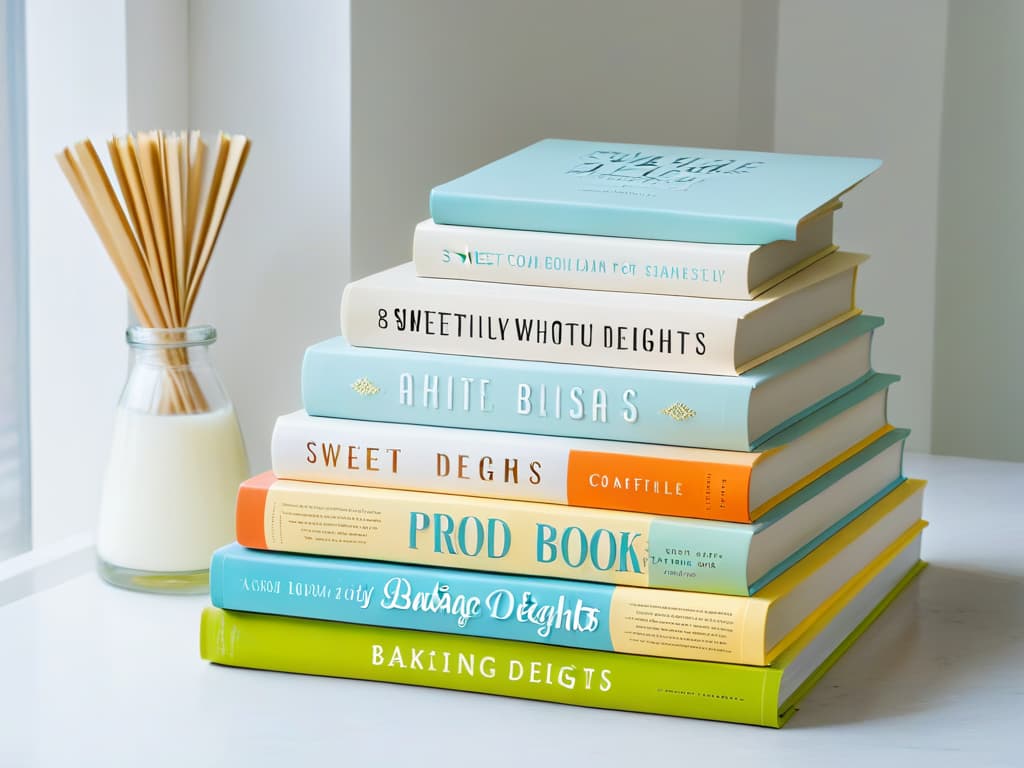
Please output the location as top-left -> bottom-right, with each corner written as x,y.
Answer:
430,139 -> 881,245
756,373 -> 897,452
302,315 -> 883,451
211,546 -> 623,651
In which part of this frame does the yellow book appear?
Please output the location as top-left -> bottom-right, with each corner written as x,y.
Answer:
234,479 -> 926,665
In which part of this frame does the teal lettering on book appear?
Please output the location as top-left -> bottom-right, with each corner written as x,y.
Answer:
408,511 -> 511,559
535,524 -> 643,573
435,244 -> 729,285
378,578 -> 483,628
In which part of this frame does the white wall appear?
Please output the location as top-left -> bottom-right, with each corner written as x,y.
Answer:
774,0 -> 949,453
738,0 -> 778,151
126,0 -> 188,131
351,0 -> 772,279
25,0 -> 129,547
188,0 -> 351,474
932,1 -> 1024,461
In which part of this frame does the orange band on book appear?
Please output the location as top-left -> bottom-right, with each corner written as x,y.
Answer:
565,451 -> 753,522
236,471 -> 276,549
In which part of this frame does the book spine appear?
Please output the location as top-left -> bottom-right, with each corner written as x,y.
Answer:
271,414 -> 757,522
430,185 -> 798,246
301,340 -> 756,450
210,547 -> 771,665
200,607 -> 782,726
412,220 -> 758,299
235,475 -> 757,594
774,558 -> 926,723
339,274 -> 741,375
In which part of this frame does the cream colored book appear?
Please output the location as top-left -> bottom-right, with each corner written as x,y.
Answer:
340,251 -> 865,376
412,207 -> 836,300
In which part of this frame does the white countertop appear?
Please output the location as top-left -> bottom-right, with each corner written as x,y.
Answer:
0,452 -> 1021,768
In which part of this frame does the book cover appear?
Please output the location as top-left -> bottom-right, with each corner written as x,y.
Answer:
200,538 -> 925,727
340,253 -> 864,376
215,475 -> 922,665
273,389 -> 901,523
304,315 -> 885,452
412,210 -> 836,299
236,445 -> 912,597
429,139 -> 881,245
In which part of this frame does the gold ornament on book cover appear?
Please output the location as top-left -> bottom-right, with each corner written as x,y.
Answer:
661,402 -> 697,421
351,377 -> 382,396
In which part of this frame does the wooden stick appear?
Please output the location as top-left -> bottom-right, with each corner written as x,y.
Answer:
73,141 -> 167,328
185,130 -> 205,275
107,138 -> 146,254
173,133 -> 191,315
59,130 -> 250,414
136,131 -> 180,327
166,347 -> 208,414
112,136 -> 175,327
157,131 -> 180,320
56,149 -> 158,327
163,133 -> 188,320
186,133 -> 230,308
184,134 -> 250,319
106,138 -> 166,326
84,139 -> 187,414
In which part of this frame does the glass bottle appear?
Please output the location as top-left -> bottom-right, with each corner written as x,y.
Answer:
97,326 -> 250,594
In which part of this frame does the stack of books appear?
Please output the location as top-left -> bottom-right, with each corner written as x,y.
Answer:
200,140 -> 927,727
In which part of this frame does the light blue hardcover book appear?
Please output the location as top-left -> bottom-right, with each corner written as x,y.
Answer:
215,432 -> 910,665
430,139 -> 881,244
302,315 -> 883,451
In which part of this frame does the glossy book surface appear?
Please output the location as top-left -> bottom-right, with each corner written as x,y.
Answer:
304,316 -> 886,452
429,139 -> 880,245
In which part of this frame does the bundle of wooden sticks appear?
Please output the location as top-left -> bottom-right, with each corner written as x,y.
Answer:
57,131 -> 251,413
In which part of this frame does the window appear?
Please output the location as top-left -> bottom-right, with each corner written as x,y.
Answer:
0,0 -> 30,558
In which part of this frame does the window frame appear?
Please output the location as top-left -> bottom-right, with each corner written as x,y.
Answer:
0,0 -> 31,559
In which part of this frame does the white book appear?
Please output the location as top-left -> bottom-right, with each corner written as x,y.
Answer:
412,208 -> 835,300
274,379 -> 901,524
340,251 -> 866,376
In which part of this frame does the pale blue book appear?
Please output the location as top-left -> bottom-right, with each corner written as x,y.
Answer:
430,139 -> 881,244
302,314 -> 884,451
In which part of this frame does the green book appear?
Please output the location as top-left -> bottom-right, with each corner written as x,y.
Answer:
200,533 -> 924,728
